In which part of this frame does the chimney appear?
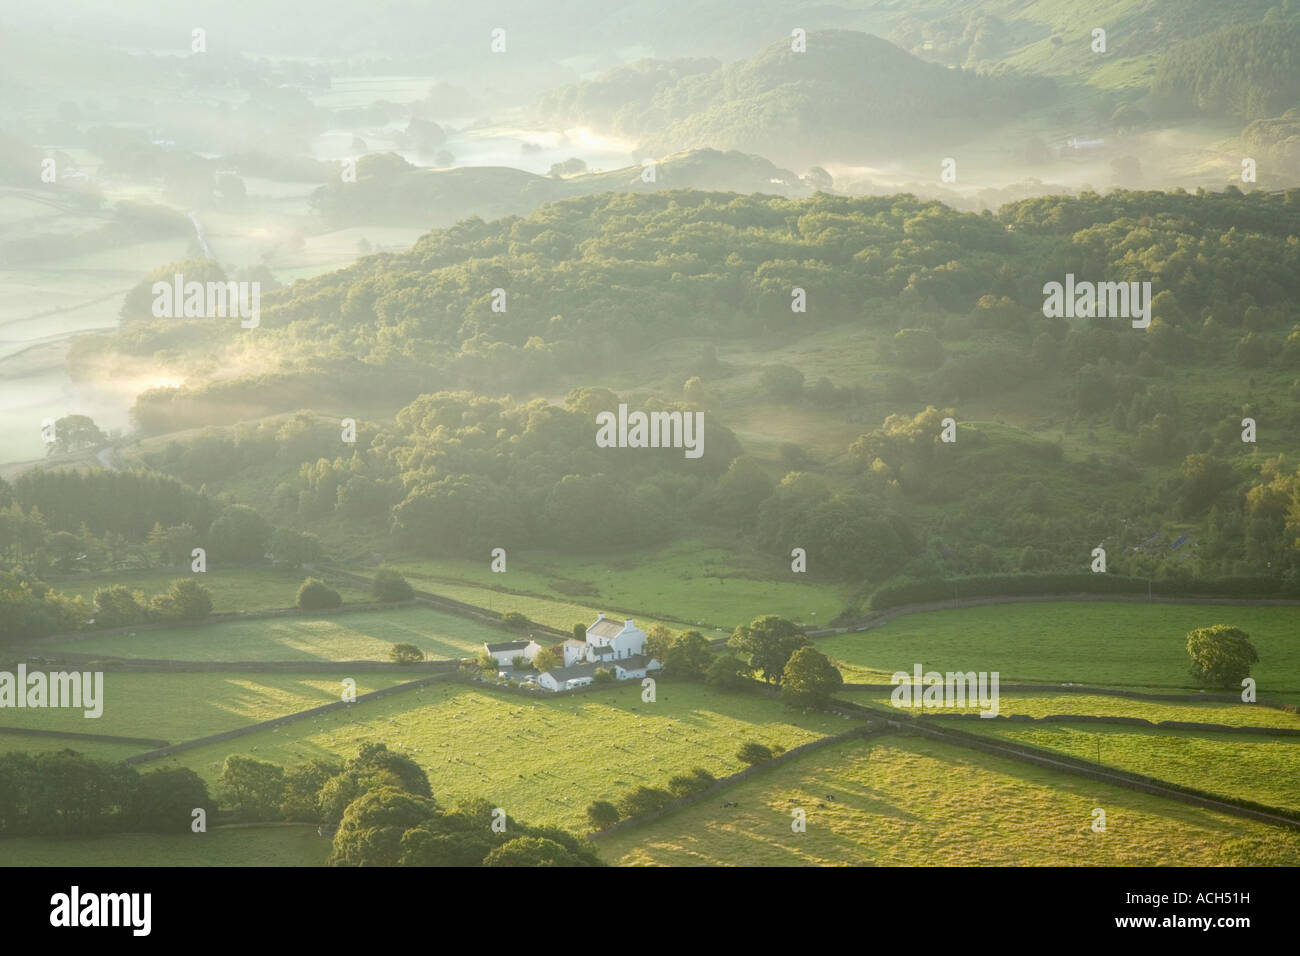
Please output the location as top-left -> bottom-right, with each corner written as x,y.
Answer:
625,619 -> 634,628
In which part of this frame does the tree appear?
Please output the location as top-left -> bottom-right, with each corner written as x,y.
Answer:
548,157 -> 587,177
1186,625 -> 1259,688
347,743 -> 432,798
501,611 -> 531,631
329,787 -> 439,866
484,836 -> 588,866
664,630 -> 712,679
586,800 -> 620,830
729,615 -> 808,684
297,577 -> 342,610
163,578 -> 212,621
616,786 -> 674,818
573,622 -> 587,641
390,643 -> 424,664
705,653 -> 751,689
206,505 -> 272,563
129,768 -> 212,833
533,647 -> 561,672
398,826 -> 494,866
280,759 -> 343,822
667,769 -> 714,797
147,523 -> 196,566
91,586 -> 148,628
371,568 -> 414,601
780,646 -> 844,707
269,528 -> 322,567
218,755 -> 285,821
46,415 -> 106,456
737,742 -> 774,765
644,623 -> 673,663
759,364 -> 805,401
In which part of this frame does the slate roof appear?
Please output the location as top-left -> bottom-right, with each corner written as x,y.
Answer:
614,654 -> 656,671
542,662 -> 598,683
587,618 -> 629,639
485,640 -> 532,654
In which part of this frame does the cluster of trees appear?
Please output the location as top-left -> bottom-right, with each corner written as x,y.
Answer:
88,578 -> 213,627
216,744 -> 599,866
1150,22 -> 1300,122
723,616 -> 843,706
0,751 -> 211,837
0,465 -> 319,583
60,184 -> 1300,594
0,572 -> 213,643
586,766 -> 718,830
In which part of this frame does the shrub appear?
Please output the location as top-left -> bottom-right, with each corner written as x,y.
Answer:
502,611 -> 531,631
616,785 -> 674,818
586,800 -> 620,830
371,569 -> 414,602
667,770 -> 715,798
737,742 -> 774,765
390,643 -> 424,664
1186,624 -> 1259,688
164,578 -> 213,621
594,667 -> 614,683
297,577 -> 342,610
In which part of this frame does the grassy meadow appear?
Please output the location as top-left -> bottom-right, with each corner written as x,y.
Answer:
838,687 -> 1300,730
41,605 -> 497,662
965,722 -> 1300,814
388,538 -> 848,632
45,567 -> 372,615
597,735 -> 1300,867
0,825 -> 331,867
139,681 -> 853,833
0,672 -> 414,744
818,601 -> 1300,695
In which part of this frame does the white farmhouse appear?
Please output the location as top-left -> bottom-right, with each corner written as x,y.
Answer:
538,614 -> 661,691
536,662 -> 598,692
582,614 -> 648,663
484,639 -> 543,667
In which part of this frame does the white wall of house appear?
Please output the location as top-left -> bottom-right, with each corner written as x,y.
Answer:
487,640 -> 542,666
583,620 -> 647,662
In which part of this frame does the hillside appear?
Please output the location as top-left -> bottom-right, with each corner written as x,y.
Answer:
310,148 -> 809,228
537,30 -> 1057,165
39,185 -> 1300,598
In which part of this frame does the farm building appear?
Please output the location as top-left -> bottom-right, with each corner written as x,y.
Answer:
484,638 -> 543,666
539,614 -> 660,690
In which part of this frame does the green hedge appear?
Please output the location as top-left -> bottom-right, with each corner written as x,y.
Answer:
868,573 -> 1287,610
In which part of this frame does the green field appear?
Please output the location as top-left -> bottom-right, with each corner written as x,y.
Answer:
0,673 -> 413,744
0,732 -> 143,763
1,825 -> 331,866
818,602 -> 1300,695
139,681 -> 852,832
387,537 -> 849,631
46,567 -> 373,615
596,736 -> 1300,866
839,687 -> 1300,730
965,722 -> 1300,814
42,605 -> 499,662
